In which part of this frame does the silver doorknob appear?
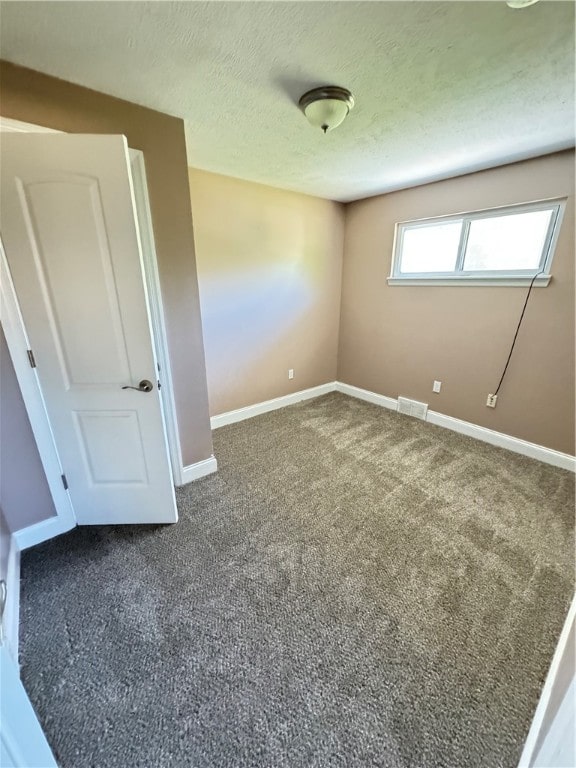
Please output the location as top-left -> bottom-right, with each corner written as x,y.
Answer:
122,379 -> 153,392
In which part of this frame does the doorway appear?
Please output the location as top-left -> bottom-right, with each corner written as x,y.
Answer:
1,124 -> 183,536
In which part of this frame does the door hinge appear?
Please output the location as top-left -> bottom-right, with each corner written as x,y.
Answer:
158,379 -> 161,390
61,474 -> 69,491
27,349 -> 37,368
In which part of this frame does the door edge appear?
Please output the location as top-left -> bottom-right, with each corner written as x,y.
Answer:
0,242 -> 77,539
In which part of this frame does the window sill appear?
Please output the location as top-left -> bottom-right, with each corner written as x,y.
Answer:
386,275 -> 552,287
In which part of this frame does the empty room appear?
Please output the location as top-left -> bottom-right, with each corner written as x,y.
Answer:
0,2 -> 574,767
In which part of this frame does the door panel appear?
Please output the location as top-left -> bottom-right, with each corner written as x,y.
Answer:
0,134 -> 177,524
17,174 -> 131,387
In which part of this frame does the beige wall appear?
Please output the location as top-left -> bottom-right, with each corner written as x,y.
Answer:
339,151 -> 575,455
189,169 -> 344,416
0,61 -> 213,472
0,60 -> 573,543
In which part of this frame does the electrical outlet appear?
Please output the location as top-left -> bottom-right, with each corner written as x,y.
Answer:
288,369 -> 294,380
486,394 -> 498,408
432,380 -> 442,393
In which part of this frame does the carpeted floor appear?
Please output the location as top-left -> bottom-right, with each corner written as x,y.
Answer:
20,393 -> 574,768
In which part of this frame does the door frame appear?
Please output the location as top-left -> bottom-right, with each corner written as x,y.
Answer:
128,148 -> 184,486
0,118 -> 187,547
0,645 -> 58,767
517,594 -> 576,767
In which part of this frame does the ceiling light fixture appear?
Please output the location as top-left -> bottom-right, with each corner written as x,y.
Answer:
299,86 -> 355,134
506,0 -> 540,8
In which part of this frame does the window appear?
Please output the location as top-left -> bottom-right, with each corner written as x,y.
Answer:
389,199 -> 565,286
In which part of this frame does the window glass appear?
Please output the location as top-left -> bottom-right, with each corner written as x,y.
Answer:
391,200 -> 563,284
400,221 -> 462,273
463,210 -> 553,272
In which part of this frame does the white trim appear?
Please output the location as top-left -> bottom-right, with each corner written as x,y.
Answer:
532,674 -> 576,768
518,596 -> 576,768
387,275 -> 551,287
3,536 -> 20,664
335,381 -> 397,410
0,244 -> 77,538
0,117 -> 60,134
12,515 -> 74,552
210,382 -> 337,429
427,409 -> 576,471
0,645 -> 58,767
336,382 -> 576,472
389,197 -> 565,285
394,196 -> 568,227
180,456 -> 218,485
531,678 -> 575,768
128,150 -> 184,486
209,380 -> 575,471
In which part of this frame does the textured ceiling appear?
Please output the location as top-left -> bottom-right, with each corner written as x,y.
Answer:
0,1 -> 574,201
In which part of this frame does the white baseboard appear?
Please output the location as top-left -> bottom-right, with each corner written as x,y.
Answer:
13,515 -> 75,552
3,536 -> 21,664
337,382 -> 576,472
210,382 -> 337,429
179,456 -> 218,485
13,458 -> 219,544
335,381 -> 397,411
204,379 -> 573,471
427,410 -> 576,472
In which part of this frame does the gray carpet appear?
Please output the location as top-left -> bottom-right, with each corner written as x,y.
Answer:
20,392 -> 574,768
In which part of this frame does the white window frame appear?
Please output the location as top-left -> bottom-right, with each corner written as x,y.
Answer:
388,198 -> 566,287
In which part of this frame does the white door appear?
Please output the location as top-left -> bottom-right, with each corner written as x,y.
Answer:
0,645 -> 58,768
0,133 -> 177,525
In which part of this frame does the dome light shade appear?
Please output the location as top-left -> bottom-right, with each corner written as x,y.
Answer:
506,0 -> 540,7
299,86 -> 355,133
